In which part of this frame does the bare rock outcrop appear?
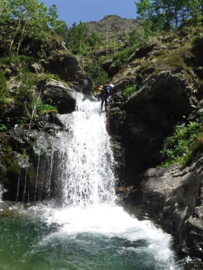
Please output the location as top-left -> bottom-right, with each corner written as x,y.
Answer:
123,159 -> 203,262
40,52 -> 93,95
109,69 -> 195,185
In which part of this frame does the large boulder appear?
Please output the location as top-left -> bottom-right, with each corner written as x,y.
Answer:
110,70 -> 195,185
40,53 -> 93,94
123,159 -> 203,262
42,79 -> 76,114
0,115 -> 64,202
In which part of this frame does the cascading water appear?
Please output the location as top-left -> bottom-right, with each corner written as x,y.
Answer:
58,93 -> 116,207
0,94 -> 185,269
0,183 -> 3,202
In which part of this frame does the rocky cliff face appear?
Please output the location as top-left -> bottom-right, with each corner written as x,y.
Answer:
0,33 -> 93,95
109,31 -> 203,184
125,160 -> 203,267
0,31 -> 93,202
0,81 -> 88,202
108,27 -> 203,264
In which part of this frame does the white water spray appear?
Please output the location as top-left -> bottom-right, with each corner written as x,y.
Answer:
58,94 -> 116,207
0,183 -> 3,202
38,94 -> 179,269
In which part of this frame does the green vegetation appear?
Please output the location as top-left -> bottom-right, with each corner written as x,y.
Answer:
6,145 -> 12,153
0,54 -> 34,67
86,60 -> 108,89
160,115 -> 203,167
113,48 -> 134,66
0,70 -> 9,103
135,0 -> 203,37
0,120 -> 8,131
36,101 -> 58,118
124,84 -> 137,98
0,0 -> 66,55
149,45 -> 194,72
63,21 -> 106,55
0,68 -> 61,131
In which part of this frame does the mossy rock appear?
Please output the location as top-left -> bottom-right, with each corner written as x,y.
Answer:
7,161 -> 19,175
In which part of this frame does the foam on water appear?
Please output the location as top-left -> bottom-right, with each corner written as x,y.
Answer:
37,203 -> 177,269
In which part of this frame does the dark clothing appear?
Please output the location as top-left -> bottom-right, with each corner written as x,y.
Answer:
101,95 -> 108,111
100,86 -> 109,110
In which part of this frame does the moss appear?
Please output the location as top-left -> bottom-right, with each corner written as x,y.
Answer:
59,50 -> 72,56
7,162 -> 19,175
153,48 -> 190,71
50,32 -> 64,42
6,145 -> 12,153
2,153 -> 12,165
155,50 -> 166,56
165,52 -> 185,68
40,109 -> 58,116
139,62 -> 154,76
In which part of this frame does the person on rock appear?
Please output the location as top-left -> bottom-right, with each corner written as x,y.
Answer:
99,84 -> 114,111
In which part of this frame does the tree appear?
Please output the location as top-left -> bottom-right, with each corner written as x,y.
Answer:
135,0 -> 156,39
89,30 -> 102,49
0,0 -> 67,54
77,20 -> 86,52
135,0 -> 203,36
188,0 -> 200,19
87,60 -> 108,88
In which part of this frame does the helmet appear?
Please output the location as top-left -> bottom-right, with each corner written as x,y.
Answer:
106,86 -> 110,90
109,84 -> 114,88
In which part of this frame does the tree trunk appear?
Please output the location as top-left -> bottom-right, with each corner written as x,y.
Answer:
9,19 -> 22,54
16,22 -> 26,55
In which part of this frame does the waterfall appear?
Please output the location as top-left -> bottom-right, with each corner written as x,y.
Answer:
1,94 -> 181,269
0,183 -> 3,202
16,168 -> 21,201
58,93 -> 116,207
38,94 -> 179,269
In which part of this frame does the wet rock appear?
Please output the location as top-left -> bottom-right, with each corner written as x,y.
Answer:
42,79 -> 76,114
123,160 -> 203,261
0,118 -> 65,202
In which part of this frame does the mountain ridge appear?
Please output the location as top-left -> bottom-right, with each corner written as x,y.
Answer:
85,15 -> 142,40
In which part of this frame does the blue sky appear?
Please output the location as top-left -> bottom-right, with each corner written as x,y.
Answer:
42,0 -> 137,26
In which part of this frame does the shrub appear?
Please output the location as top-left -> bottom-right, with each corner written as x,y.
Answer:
160,120 -> 203,167
86,60 -> 108,88
36,101 -> 58,117
124,84 -> 137,98
113,47 -> 134,65
0,55 -> 34,69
